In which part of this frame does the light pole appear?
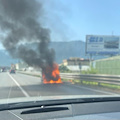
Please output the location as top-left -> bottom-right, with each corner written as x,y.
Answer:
79,62 -> 81,74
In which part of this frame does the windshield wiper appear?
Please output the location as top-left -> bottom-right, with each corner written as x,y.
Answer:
0,96 -> 120,111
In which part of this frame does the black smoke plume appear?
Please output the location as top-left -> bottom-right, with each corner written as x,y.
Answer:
0,0 -> 55,69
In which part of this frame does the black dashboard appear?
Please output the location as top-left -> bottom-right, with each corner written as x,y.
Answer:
1,100 -> 120,120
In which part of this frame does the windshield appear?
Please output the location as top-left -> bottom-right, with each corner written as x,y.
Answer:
0,0 -> 120,104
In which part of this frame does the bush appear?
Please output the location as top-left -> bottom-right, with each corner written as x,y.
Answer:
59,65 -> 71,73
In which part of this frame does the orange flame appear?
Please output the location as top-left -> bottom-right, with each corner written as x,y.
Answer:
42,63 -> 62,84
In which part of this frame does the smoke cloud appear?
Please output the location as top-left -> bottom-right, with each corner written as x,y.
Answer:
0,0 -> 55,69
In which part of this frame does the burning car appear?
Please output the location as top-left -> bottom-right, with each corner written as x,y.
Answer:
42,63 -> 62,84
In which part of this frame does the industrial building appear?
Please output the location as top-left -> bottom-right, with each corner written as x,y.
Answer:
62,57 -> 90,71
16,62 -> 29,71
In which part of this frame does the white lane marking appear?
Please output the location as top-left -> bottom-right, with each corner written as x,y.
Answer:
8,110 -> 23,120
7,83 -> 13,104
8,73 -> 30,97
67,83 -> 119,95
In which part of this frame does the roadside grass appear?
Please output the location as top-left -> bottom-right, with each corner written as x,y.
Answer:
62,79 -> 120,90
81,67 -> 98,74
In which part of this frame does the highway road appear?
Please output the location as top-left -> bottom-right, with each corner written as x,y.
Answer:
0,72 -> 118,99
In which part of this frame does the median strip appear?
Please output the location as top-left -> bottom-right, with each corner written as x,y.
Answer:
17,71 -> 41,77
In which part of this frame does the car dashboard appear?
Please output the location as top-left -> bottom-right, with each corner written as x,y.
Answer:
1,100 -> 120,120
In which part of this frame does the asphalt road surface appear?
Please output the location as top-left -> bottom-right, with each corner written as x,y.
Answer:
0,72 -> 118,99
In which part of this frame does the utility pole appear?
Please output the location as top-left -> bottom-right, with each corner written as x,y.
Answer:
89,54 -> 93,68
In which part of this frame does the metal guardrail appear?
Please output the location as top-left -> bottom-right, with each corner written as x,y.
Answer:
17,71 -> 120,85
60,73 -> 120,85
